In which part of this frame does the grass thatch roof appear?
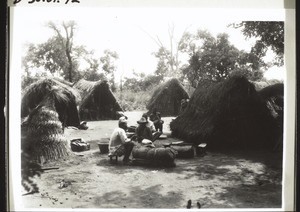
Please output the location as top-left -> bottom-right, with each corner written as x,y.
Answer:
52,77 -> 75,87
147,78 -> 189,116
258,83 -> 284,100
74,79 -> 123,121
21,78 -> 81,127
73,79 -> 98,98
251,79 -> 282,91
170,76 -> 278,150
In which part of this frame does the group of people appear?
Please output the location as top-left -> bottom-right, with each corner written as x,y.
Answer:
108,109 -> 164,164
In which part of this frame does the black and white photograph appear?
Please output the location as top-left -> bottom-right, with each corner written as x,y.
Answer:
7,0 -> 296,211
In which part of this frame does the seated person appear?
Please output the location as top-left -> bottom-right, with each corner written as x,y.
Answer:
109,116 -> 134,163
135,117 -> 153,143
142,113 -> 162,141
149,108 -> 164,133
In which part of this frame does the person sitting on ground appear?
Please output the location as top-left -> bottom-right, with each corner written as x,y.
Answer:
108,116 -> 134,163
149,108 -> 164,133
142,113 -> 162,141
135,117 -> 153,143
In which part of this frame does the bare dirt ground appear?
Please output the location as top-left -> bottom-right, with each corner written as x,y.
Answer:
22,111 -> 283,209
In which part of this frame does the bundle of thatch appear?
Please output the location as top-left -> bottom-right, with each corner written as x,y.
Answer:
147,78 -> 189,116
170,76 -> 278,150
74,79 -> 123,120
21,78 -> 81,128
21,95 -> 71,193
22,97 -> 70,163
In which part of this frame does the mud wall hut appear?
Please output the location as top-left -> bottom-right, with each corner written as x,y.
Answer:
147,78 -> 189,116
73,79 -> 123,121
170,76 -> 278,150
21,78 -> 81,128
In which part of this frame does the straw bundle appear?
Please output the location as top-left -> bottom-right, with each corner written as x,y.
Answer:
22,94 -> 70,164
21,78 -> 81,127
147,78 -> 189,116
74,79 -> 123,120
170,76 -> 277,150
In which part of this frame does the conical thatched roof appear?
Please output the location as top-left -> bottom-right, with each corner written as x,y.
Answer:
170,76 -> 278,150
74,79 -> 123,121
21,78 -> 81,127
147,78 -> 189,116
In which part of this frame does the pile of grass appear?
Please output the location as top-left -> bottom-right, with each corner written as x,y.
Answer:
22,91 -> 71,163
147,78 -> 189,116
21,93 -> 71,192
170,76 -> 278,150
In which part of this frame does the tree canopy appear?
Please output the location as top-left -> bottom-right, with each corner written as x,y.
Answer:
231,21 -> 284,66
182,30 -> 265,88
22,21 -> 119,89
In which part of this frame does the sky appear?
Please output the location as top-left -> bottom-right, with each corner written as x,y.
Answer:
11,6 -> 285,81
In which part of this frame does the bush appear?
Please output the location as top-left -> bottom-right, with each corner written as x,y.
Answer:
115,89 -> 152,111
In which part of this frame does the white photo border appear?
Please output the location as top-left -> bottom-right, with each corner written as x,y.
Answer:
7,0 -> 296,211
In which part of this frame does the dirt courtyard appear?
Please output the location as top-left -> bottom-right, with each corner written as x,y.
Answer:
21,111 -> 283,209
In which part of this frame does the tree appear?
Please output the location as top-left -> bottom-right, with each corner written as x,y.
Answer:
122,72 -> 162,92
100,49 -> 119,91
81,53 -> 106,81
48,21 -> 78,82
22,21 -> 89,83
153,47 -> 171,81
231,21 -> 284,66
145,24 -> 190,80
183,30 -> 265,88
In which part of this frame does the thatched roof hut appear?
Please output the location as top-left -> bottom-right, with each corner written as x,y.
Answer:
147,78 -> 189,116
73,79 -> 123,121
170,76 -> 278,150
21,78 -> 81,128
